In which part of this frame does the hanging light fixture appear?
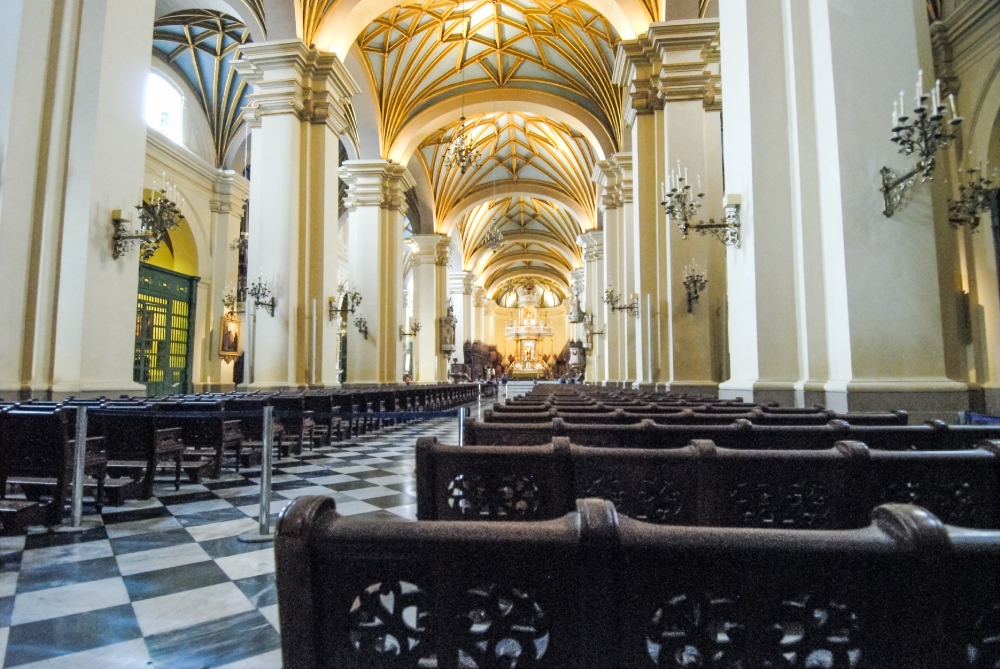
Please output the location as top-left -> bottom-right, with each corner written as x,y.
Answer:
443,23 -> 480,175
482,223 -> 505,252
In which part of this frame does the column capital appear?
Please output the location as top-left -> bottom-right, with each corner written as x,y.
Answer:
408,234 -> 451,266
615,21 -> 722,116
473,286 -> 487,307
570,268 -> 586,287
483,299 -> 497,316
234,40 -> 361,134
449,270 -> 476,295
577,232 -> 604,262
340,160 -> 416,212
210,172 -> 249,214
593,153 -> 632,209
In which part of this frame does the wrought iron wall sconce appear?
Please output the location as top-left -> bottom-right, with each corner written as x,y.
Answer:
682,262 -> 708,313
339,282 -> 363,315
222,289 -> 245,318
230,231 -> 249,254
248,277 -> 275,317
881,70 -> 963,217
399,321 -> 421,341
111,187 -> 182,260
660,164 -> 741,247
582,313 -> 605,351
948,163 -> 995,230
354,316 -> 369,340
328,297 -> 340,322
604,287 -> 638,317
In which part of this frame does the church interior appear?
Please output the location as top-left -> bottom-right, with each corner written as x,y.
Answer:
1,0 -> 1000,666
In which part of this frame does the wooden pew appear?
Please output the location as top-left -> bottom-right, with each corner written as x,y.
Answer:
0,408 -> 108,527
416,437 -> 1000,529
272,395 -> 315,457
274,496 -> 1000,669
90,407 -> 184,501
303,391 -> 342,445
153,401 -> 241,480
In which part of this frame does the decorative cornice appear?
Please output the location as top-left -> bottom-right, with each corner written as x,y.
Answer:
408,234 -> 450,266
577,231 -> 604,262
234,40 -> 360,134
339,160 -> 417,212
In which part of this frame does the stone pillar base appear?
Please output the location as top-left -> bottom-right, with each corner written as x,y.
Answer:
655,382 -> 719,397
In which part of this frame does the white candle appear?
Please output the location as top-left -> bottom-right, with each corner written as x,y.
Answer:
892,101 -> 898,128
684,167 -> 688,183
697,174 -> 702,193
917,69 -> 923,98
900,90 -> 906,116
949,93 -> 957,118
934,79 -> 941,109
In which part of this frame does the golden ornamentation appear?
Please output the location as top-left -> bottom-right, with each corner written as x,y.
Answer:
153,10 -> 251,167
358,0 -> 623,154
300,0 -> 339,46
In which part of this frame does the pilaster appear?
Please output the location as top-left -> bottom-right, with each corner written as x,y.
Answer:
409,234 -> 450,382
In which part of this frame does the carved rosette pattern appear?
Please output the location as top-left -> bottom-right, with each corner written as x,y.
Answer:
882,479 -> 982,527
727,479 -> 831,528
645,592 -> 862,668
348,580 -> 434,666
581,469 -> 684,523
966,601 -> 1000,667
447,473 -> 542,519
458,584 -> 550,668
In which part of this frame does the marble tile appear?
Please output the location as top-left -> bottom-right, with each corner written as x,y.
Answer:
131,582 -> 254,637
232,573 -> 277,609
165,499 -> 236,516
174,507 -> 249,528
16,556 -> 120,595
213,648 -> 282,669
276,464 -> 326,474
20,540 -> 113,570
303,474 -> 358,485
102,515 -> 184,539
237,501 -> 290,519
115,542 -> 211,577
257,604 -> 280,631
11,577 -> 131,626
122,561 -> 231,602
0,572 -> 18,598
214,549 -> 274,581
273,485 -> 341,500
386,504 -> 418,520
248,474 -> 299,485
351,457 -> 394,465
109,528 -> 195,557
98,498 -> 163,515
211,485 -> 260,499
340,485 -> 400,500
381,465 -> 416,475
0,537 -> 26,553
143,609 -> 279,669
98,506 -> 171,527
329,465 -> 376,474
3,604 -> 141,668
364,474 -> 416,486
0,625 -> 7,667
153,483 -> 209,498
330,500 -> 380,516
197,535 -> 274,561
22,526 -> 107,552
11,637 -> 151,669
184,517 -> 259,543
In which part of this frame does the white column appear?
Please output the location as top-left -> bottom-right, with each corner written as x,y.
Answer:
341,160 -> 415,385
50,0 -> 156,397
578,232 -> 606,383
205,176 -> 246,389
473,287 -> 486,343
595,159 -> 624,385
235,40 -> 357,389
409,234 -> 449,382
618,154 -> 638,386
450,270 -> 475,352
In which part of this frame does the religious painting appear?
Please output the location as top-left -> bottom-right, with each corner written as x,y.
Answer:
219,315 -> 243,362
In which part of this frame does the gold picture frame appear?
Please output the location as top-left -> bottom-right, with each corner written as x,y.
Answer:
219,314 -> 243,363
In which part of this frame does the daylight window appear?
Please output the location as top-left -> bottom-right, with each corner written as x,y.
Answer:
145,72 -> 183,145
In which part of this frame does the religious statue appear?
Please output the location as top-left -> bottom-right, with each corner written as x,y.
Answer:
439,298 -> 457,355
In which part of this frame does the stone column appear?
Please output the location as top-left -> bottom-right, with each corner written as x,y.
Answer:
205,175 -> 246,389
483,299 -> 497,347
473,287 -> 486,343
450,270 -> 475,353
235,40 -> 357,389
618,155 -> 638,386
719,0 -> 967,420
340,160 -> 415,385
578,232 -> 606,383
48,0 -> 156,397
595,159 -> 623,386
409,234 -> 449,382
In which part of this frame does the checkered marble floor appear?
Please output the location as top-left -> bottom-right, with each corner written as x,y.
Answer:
0,403 -> 485,668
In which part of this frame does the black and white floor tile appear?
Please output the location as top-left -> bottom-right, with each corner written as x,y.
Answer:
0,402 -> 487,668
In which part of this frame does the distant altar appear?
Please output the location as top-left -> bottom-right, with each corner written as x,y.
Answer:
503,281 -> 554,380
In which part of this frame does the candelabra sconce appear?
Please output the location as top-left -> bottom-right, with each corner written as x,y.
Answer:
682,262 -> 708,313
354,316 -> 369,340
230,231 -> 249,254
604,287 -> 639,317
399,321 -> 421,341
222,289 -> 245,318
881,71 -> 963,218
948,164 -> 995,231
660,166 -> 741,247
582,313 -> 606,351
248,277 -> 275,317
338,281 -> 363,316
110,188 -> 183,260
328,297 -> 340,323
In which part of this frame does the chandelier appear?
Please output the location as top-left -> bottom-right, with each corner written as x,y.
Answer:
482,225 -> 505,252
444,116 -> 480,175
111,186 -> 182,260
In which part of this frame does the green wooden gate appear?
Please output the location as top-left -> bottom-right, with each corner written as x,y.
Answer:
134,264 -> 199,396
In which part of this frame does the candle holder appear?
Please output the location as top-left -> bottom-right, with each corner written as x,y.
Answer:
111,188 -> 182,260
881,71 -> 963,218
230,231 -> 249,254
682,263 -> 708,313
604,287 -> 638,317
248,277 -> 275,317
354,316 -> 369,340
661,166 -> 741,247
582,313 -> 605,351
338,281 -> 363,315
222,289 -> 245,318
948,165 -> 995,231
399,321 -> 421,340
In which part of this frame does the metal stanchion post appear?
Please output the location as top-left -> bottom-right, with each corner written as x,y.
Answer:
240,405 -> 276,542
458,406 -> 466,448
71,406 -> 87,527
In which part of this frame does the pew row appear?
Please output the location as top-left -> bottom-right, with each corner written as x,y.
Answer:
275,496 -> 1000,669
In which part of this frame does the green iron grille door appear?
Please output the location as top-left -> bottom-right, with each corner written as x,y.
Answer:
134,264 -> 199,396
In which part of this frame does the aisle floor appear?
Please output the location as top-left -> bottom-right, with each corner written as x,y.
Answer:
0,402 -> 485,668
